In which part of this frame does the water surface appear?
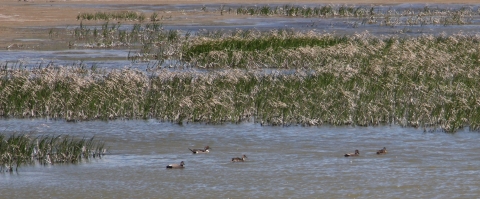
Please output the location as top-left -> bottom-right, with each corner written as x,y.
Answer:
1,119 -> 479,198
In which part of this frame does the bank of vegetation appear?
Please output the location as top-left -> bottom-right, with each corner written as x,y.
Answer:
0,134 -> 106,172
3,6 -> 480,133
2,30 -> 480,133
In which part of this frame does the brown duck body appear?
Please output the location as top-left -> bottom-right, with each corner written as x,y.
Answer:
232,155 -> 247,162
166,161 -> 185,169
189,146 -> 211,154
344,150 -> 360,157
376,147 -> 387,155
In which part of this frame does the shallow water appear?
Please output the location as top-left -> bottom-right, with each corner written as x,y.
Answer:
0,49 -> 150,69
1,119 -> 479,198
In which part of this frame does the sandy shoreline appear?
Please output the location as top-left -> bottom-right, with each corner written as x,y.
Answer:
0,0 -> 478,49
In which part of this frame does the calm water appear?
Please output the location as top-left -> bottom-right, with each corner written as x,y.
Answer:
1,119 -> 479,198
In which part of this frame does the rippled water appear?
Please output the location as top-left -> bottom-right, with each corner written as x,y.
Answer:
1,119 -> 479,198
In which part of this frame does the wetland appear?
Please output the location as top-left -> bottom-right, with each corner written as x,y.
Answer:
1,0 -> 480,198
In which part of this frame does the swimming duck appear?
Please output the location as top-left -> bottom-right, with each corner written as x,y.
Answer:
344,150 -> 360,157
189,146 -> 211,154
166,161 -> 185,169
231,155 -> 247,162
376,147 -> 387,155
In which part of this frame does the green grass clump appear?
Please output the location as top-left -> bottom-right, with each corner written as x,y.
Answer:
0,134 -> 106,172
236,4 -> 341,17
181,30 -> 480,70
77,11 -> 146,21
71,21 -> 183,62
184,32 -> 348,61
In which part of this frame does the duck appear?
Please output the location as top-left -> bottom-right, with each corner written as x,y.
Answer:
232,155 -> 247,162
189,146 -> 211,154
344,150 -> 360,157
166,161 -> 185,169
376,147 -> 387,155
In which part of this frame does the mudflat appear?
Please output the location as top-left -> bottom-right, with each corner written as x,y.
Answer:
0,0 -> 478,49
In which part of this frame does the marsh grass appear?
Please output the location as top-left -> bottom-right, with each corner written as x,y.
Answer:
182,30 -> 480,71
0,134 -> 106,172
67,6 -> 479,66
14,18 -> 480,132
183,29 -> 349,65
77,11 -> 146,22
71,21 -> 183,63
233,4 -> 478,26
1,35 -> 480,133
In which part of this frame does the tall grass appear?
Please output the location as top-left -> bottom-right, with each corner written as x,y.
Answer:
182,30 -> 480,70
1,34 -> 480,133
183,29 -> 349,65
233,4 -> 478,26
77,11 -> 146,22
71,22 -> 183,62
0,134 -> 106,172
7,20 -> 480,132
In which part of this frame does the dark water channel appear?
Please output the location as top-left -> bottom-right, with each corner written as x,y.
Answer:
1,119 -> 479,198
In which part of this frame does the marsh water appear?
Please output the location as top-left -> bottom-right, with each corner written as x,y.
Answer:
1,119 -> 480,198
2,2 -> 480,198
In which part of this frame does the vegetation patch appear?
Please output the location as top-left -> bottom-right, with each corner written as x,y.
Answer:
0,133 -> 106,172
1,49 -> 480,133
232,4 -> 478,26
77,11 -> 146,22
4,7 -> 480,133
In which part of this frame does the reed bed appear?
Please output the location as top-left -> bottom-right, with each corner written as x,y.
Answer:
74,5 -> 479,27
183,30 -> 480,71
77,11 -> 146,22
70,8 -> 479,68
8,18 -> 480,132
71,21 -> 183,62
233,4 -> 478,26
2,29 -> 480,133
0,133 -> 106,172
235,4 -> 367,17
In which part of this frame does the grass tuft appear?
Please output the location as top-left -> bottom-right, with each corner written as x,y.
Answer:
0,133 -> 106,172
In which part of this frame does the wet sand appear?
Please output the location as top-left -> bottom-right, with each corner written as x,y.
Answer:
0,0 -> 478,49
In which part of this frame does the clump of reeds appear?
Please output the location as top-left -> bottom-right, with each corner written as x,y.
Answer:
182,29 -> 349,67
0,65 -> 150,120
233,4 -> 478,26
77,11 -> 146,22
182,29 -> 480,71
0,133 -> 106,172
70,21 -> 183,63
236,4 -> 344,17
1,51 -> 480,133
